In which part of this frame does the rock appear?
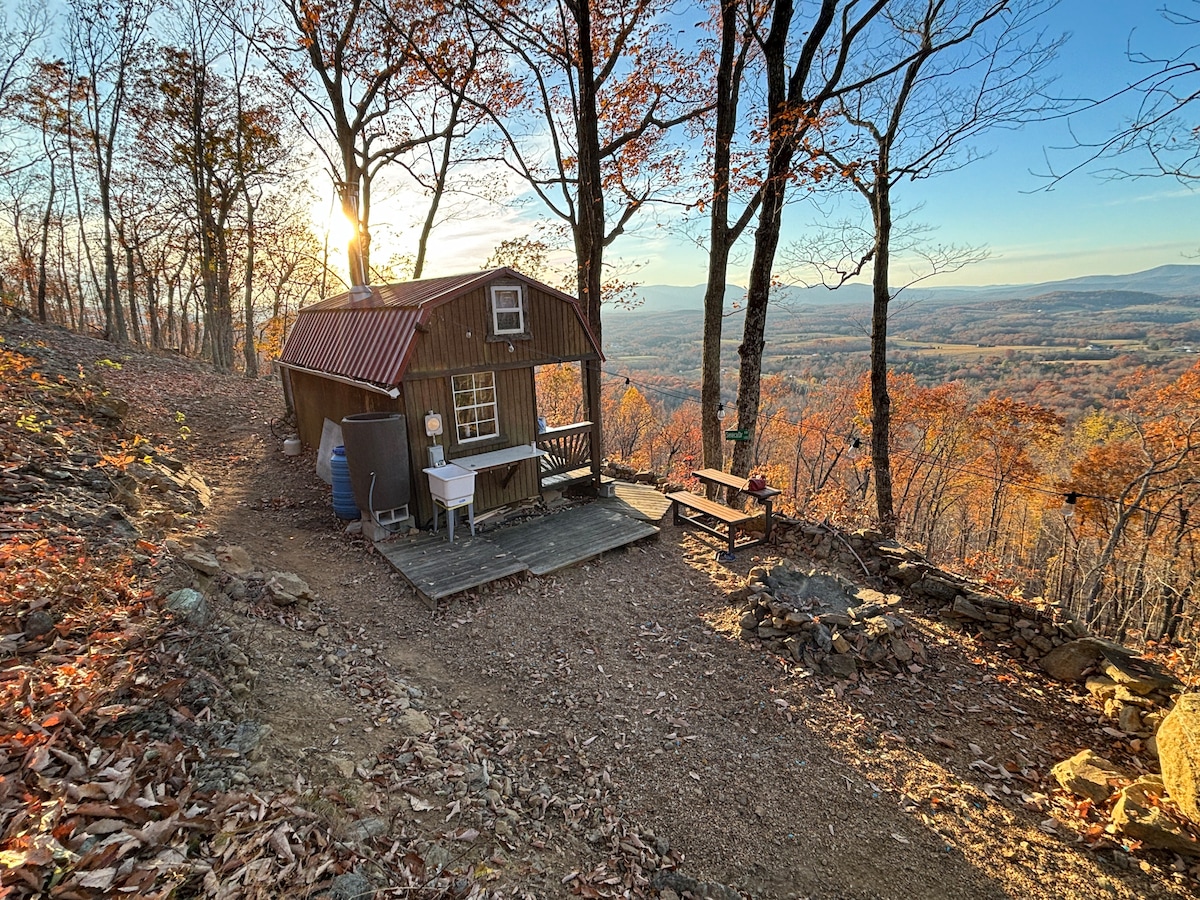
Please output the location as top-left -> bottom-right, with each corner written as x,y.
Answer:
1117,704 -> 1143,734
215,545 -> 254,576
266,571 -> 313,601
1158,693 -> 1200,824
1085,676 -> 1119,700
890,561 -> 925,586
91,395 -> 129,421
180,547 -> 221,576
1101,653 -> 1181,697
1111,776 -> 1200,855
863,615 -> 896,638
23,609 -> 55,639
332,757 -> 356,779
915,574 -> 962,603
782,610 -> 813,629
329,870 -> 374,900
423,843 -> 454,872
224,722 -> 270,757
890,634 -> 914,662
1040,639 -> 1105,682
395,709 -> 433,737
344,817 -> 389,844
823,654 -> 858,679
164,588 -> 211,626
1051,750 -> 1128,803
950,595 -> 987,621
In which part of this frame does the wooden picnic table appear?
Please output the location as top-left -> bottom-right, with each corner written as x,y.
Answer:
692,468 -> 782,542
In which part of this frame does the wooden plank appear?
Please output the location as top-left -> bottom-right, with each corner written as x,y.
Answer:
541,466 -> 612,490
375,533 -> 527,602
693,467 -> 748,491
598,481 -> 672,522
667,491 -> 753,524
489,504 -> 658,575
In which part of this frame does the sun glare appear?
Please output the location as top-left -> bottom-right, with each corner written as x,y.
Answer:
312,198 -> 357,250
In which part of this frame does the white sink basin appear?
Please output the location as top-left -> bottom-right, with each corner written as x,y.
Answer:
423,463 -> 475,505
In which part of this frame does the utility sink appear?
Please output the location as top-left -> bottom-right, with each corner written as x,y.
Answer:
423,463 -> 475,506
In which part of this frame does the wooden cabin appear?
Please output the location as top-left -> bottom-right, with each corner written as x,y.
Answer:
276,268 -> 602,527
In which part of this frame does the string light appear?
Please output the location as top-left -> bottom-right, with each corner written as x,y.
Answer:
1061,491 -> 1078,519
716,403 -> 725,421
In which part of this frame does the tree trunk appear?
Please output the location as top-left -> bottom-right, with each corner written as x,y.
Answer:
243,202 -> 259,377
125,239 -> 143,345
869,179 -> 895,536
567,0 -> 606,488
701,0 -> 742,474
36,159 -> 56,324
730,0 -> 798,480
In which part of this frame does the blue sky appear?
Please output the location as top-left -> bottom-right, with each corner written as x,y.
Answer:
325,1 -> 1200,290
618,0 -> 1200,289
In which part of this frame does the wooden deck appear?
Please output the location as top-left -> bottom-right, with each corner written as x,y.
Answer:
598,480 -> 673,522
490,504 -> 658,575
375,484 -> 666,606
375,534 -> 527,607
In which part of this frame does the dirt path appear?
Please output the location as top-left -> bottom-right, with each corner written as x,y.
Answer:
98,342 -> 1191,900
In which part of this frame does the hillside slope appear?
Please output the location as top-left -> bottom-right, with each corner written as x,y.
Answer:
1,316 -> 1195,899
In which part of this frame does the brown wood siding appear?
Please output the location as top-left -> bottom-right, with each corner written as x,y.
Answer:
403,367 -> 539,526
290,370 -> 406,450
406,280 -> 596,378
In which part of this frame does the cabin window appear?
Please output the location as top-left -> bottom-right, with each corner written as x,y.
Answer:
451,371 -> 499,443
490,285 -> 525,335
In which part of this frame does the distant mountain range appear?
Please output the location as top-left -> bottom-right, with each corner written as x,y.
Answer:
612,264 -> 1200,316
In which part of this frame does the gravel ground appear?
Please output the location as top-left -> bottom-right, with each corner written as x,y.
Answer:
20,318 -> 1193,899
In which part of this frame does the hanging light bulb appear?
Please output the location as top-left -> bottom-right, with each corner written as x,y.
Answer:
716,403 -> 726,421
1061,491 -> 1078,519
625,376 -> 631,386
507,341 -> 515,352
847,436 -> 861,458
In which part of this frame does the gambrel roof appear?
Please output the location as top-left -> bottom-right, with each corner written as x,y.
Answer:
278,268 -> 599,390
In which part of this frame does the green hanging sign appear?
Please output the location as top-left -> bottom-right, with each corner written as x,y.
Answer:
724,428 -> 749,442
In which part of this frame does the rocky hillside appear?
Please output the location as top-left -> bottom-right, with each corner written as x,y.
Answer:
2,314 -> 1199,900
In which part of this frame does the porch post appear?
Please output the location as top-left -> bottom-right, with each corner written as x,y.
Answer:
584,358 -> 603,490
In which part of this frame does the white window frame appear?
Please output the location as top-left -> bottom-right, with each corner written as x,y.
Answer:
451,371 -> 500,444
490,284 -> 525,335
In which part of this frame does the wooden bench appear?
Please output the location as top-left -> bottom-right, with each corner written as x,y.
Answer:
667,490 -> 759,555
692,468 -> 782,542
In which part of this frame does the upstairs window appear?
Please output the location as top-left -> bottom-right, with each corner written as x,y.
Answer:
491,285 -> 525,335
452,371 -> 499,443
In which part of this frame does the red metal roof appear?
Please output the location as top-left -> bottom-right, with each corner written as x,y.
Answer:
299,270 -> 499,313
278,268 -> 597,389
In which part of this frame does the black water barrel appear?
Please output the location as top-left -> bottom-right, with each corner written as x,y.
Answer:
340,412 -> 411,515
